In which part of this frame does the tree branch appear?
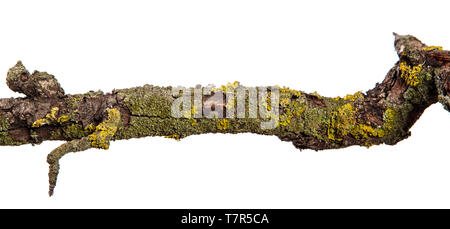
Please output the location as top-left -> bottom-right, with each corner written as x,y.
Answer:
0,33 -> 448,195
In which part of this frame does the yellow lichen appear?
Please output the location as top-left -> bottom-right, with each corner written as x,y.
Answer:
293,103 -> 306,117
280,87 -> 301,97
334,91 -> 364,101
57,115 -> 69,124
217,119 -> 230,130
278,90 -> 306,127
352,124 -> 378,139
84,123 -> 95,132
213,81 -> 241,93
383,109 -> 395,131
311,92 -> 322,98
328,104 -> 382,141
364,141 -> 374,148
47,107 -> 59,120
399,62 -> 422,86
72,97 -> 81,103
328,104 -> 397,143
32,107 -> 70,128
88,108 -> 121,149
226,97 -> 235,110
280,98 -> 290,106
32,119 -> 49,128
279,112 -> 293,126
183,105 -> 199,126
183,109 -> 191,118
183,105 -> 199,119
165,134 -> 181,141
267,92 -> 272,111
190,119 -> 198,126
422,46 -> 443,51
334,103 -> 356,138
227,81 -> 240,89
259,92 -> 272,118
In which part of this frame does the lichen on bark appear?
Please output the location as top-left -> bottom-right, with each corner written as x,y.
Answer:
0,33 -> 448,196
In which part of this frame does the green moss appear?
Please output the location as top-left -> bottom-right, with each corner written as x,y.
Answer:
395,66 -> 437,143
65,91 -> 104,117
105,78 -> 437,149
65,95 -> 81,110
115,116 -> 192,139
30,130 -> 40,143
217,119 -> 230,130
114,112 -> 279,141
0,114 -> 24,146
117,85 -> 173,117
279,96 -> 307,127
233,118 -> 264,133
0,132 -> 16,145
301,106 -> 329,142
6,61 -> 27,84
380,103 -> 413,145
63,124 -> 90,140
0,113 -> 9,132
276,89 -> 312,137
320,64 -> 438,146
50,129 -> 63,140
404,67 -> 436,104
0,114 -> 23,146
113,84 -> 286,140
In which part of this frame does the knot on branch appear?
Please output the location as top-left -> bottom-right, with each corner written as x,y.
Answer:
6,61 -> 65,98
393,33 -> 427,66
393,33 -> 450,112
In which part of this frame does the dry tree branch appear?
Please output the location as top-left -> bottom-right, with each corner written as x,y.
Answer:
0,33 -> 449,196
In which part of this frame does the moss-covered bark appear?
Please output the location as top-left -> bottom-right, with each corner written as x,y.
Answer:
0,33 -> 448,196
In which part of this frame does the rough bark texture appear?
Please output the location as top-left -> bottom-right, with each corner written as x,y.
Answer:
0,34 -> 449,196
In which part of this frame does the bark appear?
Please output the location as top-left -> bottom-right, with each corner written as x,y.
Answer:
0,33 -> 449,196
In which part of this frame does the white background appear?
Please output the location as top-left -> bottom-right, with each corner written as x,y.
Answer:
0,0 -> 449,208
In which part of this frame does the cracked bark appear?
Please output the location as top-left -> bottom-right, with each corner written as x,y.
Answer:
0,33 -> 449,196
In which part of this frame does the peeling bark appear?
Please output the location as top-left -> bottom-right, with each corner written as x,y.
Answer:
0,33 -> 448,196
